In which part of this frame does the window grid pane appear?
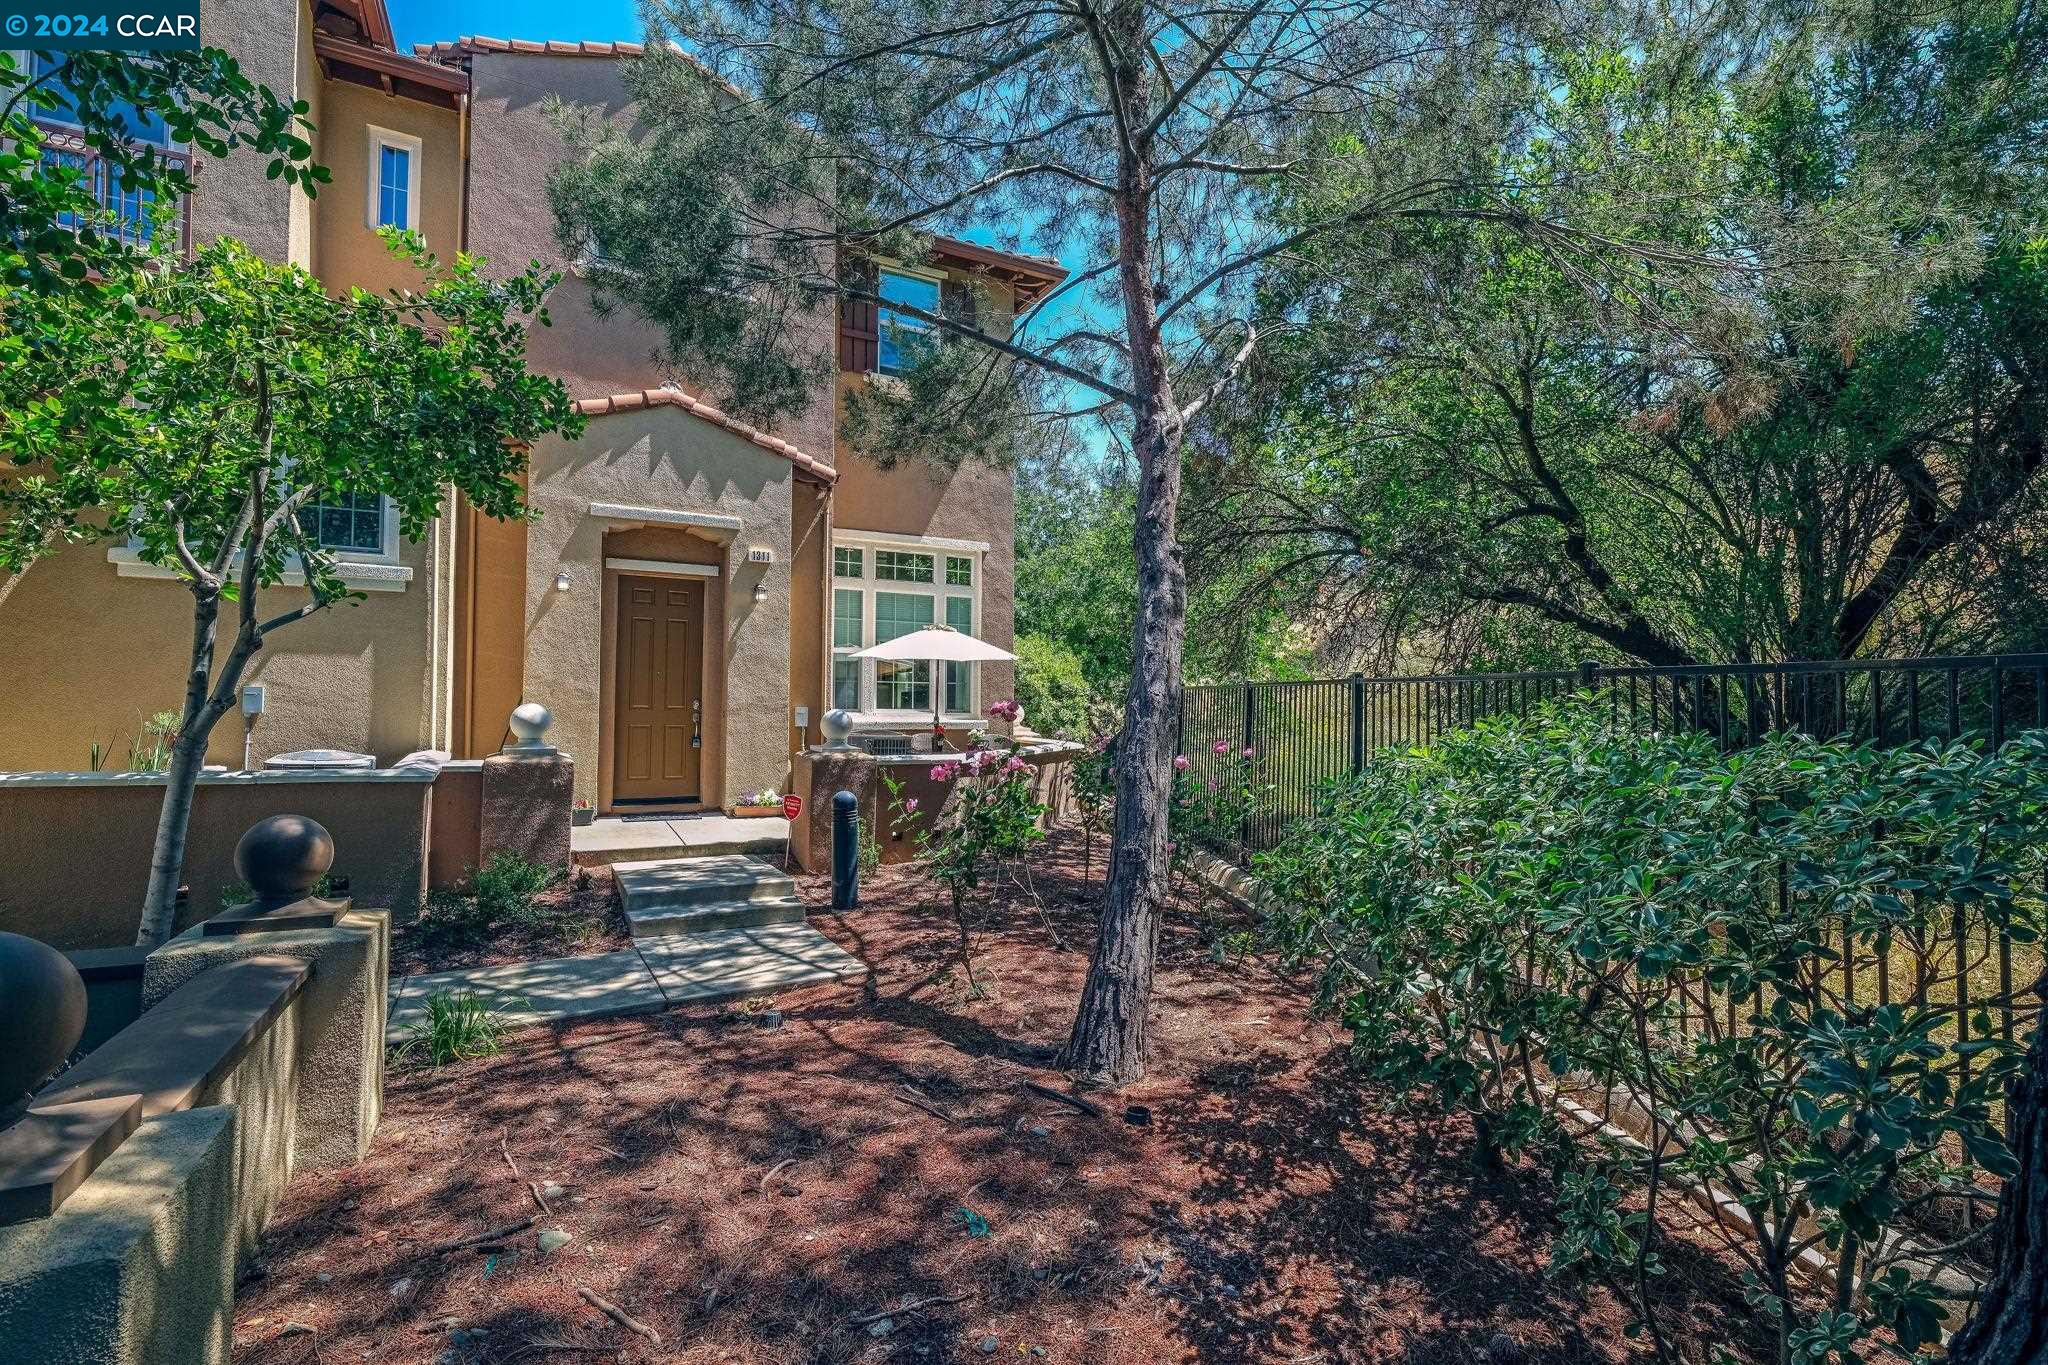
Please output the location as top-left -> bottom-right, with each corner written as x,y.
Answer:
875,551 -> 933,583
300,491 -> 383,552
832,660 -> 861,710
874,591 -> 934,643
833,546 -> 863,579
877,661 -> 930,711
832,589 -> 864,649
946,556 -> 973,587
378,145 -> 410,229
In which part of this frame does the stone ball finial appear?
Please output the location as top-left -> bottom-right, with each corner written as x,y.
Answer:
0,932 -> 86,1104
507,701 -> 555,752
235,814 -> 335,908
820,708 -> 856,750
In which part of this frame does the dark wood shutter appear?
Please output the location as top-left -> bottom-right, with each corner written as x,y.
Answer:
839,256 -> 879,372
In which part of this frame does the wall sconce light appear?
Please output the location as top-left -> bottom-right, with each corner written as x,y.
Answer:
752,582 -> 769,604
555,570 -> 572,593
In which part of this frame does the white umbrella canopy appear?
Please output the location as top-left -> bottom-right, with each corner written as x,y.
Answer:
849,625 -> 1018,734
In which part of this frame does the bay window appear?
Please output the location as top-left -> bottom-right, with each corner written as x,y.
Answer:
830,535 -> 984,718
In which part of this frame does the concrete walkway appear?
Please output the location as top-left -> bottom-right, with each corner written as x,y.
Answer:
385,923 -> 864,1045
572,813 -> 788,865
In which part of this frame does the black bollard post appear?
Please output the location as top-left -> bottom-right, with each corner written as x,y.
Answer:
831,790 -> 860,911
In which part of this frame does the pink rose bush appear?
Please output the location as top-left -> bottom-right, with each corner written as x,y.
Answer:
986,699 -> 1023,723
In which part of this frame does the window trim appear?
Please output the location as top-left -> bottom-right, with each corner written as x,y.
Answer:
113,488 -> 404,587
830,532 -> 986,722
365,124 -> 422,234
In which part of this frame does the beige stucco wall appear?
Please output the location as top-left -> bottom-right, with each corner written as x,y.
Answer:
523,406 -> 801,810
461,51 -> 838,461
0,770 -> 431,950
311,78 -> 462,297
0,533 -> 440,774
189,0 -> 316,265
828,403 -> 1020,704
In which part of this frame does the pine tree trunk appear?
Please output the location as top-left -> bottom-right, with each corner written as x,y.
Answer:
1947,993 -> 2048,1364
1062,7 -> 1186,1088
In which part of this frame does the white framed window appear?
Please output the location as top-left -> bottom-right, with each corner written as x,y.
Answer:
366,125 -> 422,233
830,532 -> 986,719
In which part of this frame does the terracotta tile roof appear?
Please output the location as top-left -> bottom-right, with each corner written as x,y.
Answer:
412,35 -> 745,99
413,36 -> 646,60
572,388 -> 836,483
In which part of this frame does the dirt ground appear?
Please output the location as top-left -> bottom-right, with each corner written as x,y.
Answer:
236,825 -> 1792,1365
389,867 -> 629,979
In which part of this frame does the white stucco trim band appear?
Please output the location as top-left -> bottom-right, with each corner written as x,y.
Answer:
587,502 -> 744,537
835,528 -> 992,554
604,557 -> 722,578
106,547 -> 414,592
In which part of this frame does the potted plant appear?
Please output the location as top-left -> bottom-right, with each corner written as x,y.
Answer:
572,797 -> 595,827
731,788 -> 784,818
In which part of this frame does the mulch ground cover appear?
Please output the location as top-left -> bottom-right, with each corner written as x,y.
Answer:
235,824 -> 1795,1364
389,866 -> 629,978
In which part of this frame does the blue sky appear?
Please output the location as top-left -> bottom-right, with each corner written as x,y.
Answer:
389,0 -> 640,51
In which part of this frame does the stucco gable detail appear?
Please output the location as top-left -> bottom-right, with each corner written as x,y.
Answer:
572,388 -> 837,485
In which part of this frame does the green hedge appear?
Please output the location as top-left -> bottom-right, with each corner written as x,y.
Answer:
1258,703 -> 2048,1363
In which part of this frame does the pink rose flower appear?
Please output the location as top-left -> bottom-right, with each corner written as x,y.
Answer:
987,699 -> 1023,722
1173,755 -> 1189,771
1242,745 -> 1255,759
904,797 -> 919,814
1212,739 -> 1231,755
931,763 -> 957,782
1004,756 -> 1029,775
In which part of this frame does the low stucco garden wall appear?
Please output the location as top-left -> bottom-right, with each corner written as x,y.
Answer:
789,739 -> 1079,872
0,768 -> 434,950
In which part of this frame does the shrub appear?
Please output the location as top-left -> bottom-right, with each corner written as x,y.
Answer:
888,741 -> 1049,994
472,852 -> 558,927
1259,703 -> 2048,1364
1012,634 -> 1095,738
395,991 -> 510,1066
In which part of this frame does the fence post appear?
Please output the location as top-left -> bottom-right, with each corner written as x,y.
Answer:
1349,672 -> 1365,774
1241,683 -> 1256,850
1578,659 -> 1600,694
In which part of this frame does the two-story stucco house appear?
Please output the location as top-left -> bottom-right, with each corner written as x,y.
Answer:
0,0 -> 1063,816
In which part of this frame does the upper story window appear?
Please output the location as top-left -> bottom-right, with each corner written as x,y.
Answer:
876,268 -> 940,376
366,126 -> 422,233
29,53 -> 183,250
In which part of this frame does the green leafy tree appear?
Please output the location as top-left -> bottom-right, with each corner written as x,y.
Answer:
0,236 -> 582,945
1209,2 -> 2048,669
1011,633 -> 1096,739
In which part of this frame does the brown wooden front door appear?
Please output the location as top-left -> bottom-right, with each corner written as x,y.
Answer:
612,575 -> 705,804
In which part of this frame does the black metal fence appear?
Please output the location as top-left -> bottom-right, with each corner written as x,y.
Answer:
1180,653 -> 2048,1159
1180,653 -> 2048,853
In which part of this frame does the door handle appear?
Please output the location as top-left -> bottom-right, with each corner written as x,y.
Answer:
692,698 -> 701,748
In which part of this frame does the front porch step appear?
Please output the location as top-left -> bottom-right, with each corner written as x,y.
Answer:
615,854 -> 802,942
625,894 -> 808,938
573,815 -> 788,866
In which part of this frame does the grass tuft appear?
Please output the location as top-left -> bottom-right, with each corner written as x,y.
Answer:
395,990 -> 511,1066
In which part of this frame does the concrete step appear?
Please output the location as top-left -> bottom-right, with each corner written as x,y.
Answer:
573,816 -> 787,866
636,923 -> 865,1006
615,853 -> 797,914
625,894 -> 807,939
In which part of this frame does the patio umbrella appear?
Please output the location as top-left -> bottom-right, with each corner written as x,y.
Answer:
850,624 -> 1017,738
